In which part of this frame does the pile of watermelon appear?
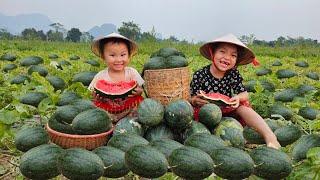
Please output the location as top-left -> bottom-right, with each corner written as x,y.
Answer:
15,97 -> 320,179
143,47 -> 188,71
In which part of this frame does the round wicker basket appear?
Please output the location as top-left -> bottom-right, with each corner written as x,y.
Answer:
46,124 -> 113,150
143,67 -> 191,105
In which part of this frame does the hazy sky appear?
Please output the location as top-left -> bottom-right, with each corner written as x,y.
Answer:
0,0 -> 319,42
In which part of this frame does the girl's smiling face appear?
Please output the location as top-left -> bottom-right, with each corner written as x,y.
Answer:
212,43 -> 238,72
103,41 -> 130,72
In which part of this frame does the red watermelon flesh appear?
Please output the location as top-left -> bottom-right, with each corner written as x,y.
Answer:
199,90 -> 237,107
94,80 -> 137,100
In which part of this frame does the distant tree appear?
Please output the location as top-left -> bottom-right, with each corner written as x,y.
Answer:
21,28 -> 39,40
50,23 -> 67,38
37,30 -> 46,40
118,21 -> 141,40
0,28 -> 12,39
66,28 -> 82,42
275,36 -> 286,46
80,32 -> 94,42
239,34 -> 256,45
253,39 -> 269,46
140,26 -> 157,41
168,35 -> 179,42
140,32 -> 157,41
47,30 -> 64,41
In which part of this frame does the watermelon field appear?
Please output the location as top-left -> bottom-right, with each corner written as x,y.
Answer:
0,39 -> 320,179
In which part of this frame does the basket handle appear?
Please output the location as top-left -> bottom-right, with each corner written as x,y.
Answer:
142,84 -> 149,98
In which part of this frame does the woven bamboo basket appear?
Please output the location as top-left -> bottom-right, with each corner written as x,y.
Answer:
46,124 -> 113,150
143,67 -> 191,105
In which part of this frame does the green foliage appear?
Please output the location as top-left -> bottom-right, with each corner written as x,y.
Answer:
66,28 -> 82,42
288,147 -> 320,179
118,21 -> 141,41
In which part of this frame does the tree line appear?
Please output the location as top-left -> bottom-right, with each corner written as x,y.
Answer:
0,21 -> 318,46
0,23 -> 92,42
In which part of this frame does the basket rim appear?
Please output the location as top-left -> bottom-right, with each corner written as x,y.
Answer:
143,66 -> 189,73
46,123 -> 113,138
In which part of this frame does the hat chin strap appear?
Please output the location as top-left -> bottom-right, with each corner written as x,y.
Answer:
252,58 -> 260,66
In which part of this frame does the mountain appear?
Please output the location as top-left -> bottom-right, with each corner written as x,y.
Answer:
0,13 -> 53,34
88,23 -> 117,38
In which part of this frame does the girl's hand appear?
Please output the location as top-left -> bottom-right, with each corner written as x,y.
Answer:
190,94 -> 208,107
266,137 -> 281,149
229,95 -> 240,108
129,86 -> 143,97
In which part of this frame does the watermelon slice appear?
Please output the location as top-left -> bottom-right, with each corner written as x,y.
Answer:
94,80 -> 138,100
199,90 -> 238,107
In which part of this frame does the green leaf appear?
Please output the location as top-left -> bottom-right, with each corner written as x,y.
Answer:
307,147 -> 320,164
0,110 -> 20,125
0,122 -> 9,138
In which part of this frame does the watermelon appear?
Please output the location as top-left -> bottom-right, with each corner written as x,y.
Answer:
19,92 -> 48,107
85,59 -> 100,67
72,71 -> 97,86
58,148 -> 104,180
269,104 -> 293,120
198,103 -> 222,130
137,98 -> 164,127
72,108 -> 112,135
2,64 -> 17,72
56,91 -> 81,106
150,139 -> 183,159
292,134 -> 320,162
199,90 -> 237,106
158,47 -> 181,58
19,144 -> 63,179
107,133 -> 149,152
69,55 -> 80,60
306,72 -> 319,80
182,121 -> 210,141
46,75 -> 66,91
255,67 -> 272,76
54,105 -> 80,124
165,100 -> 193,130
295,60 -> 309,67
184,133 -> 225,154
143,56 -> 167,71
297,84 -> 316,96
274,89 -> 299,102
48,54 -> 59,59
144,123 -> 174,142
48,114 -> 75,134
276,69 -> 297,79
0,53 -> 16,61
15,126 -> 49,152
93,146 -> 129,178
28,65 -> 48,77
272,60 -> 282,66
298,106 -> 319,120
274,125 -> 301,146
94,79 -> 137,99
214,117 -> 245,148
125,145 -> 168,178
166,55 -> 188,68
250,146 -> 292,179
113,117 -> 144,136
10,75 -> 30,84
210,147 -> 254,179
169,146 -> 214,179
20,56 -> 43,66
